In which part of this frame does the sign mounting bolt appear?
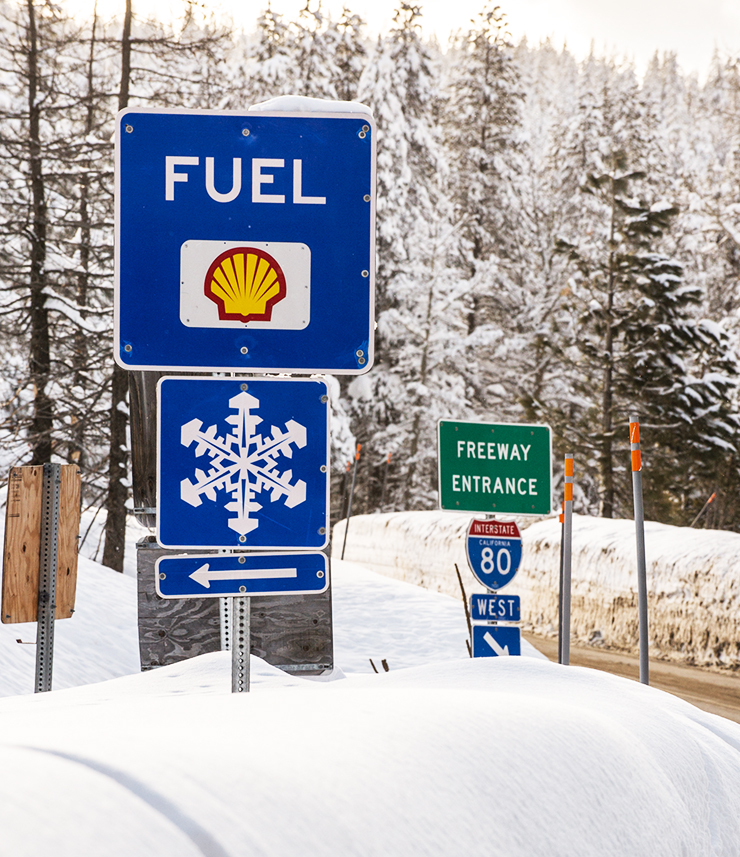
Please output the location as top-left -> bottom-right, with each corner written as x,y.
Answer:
362,125 -> 369,132
363,194 -> 371,202
124,344 -> 132,352
239,585 -> 246,593
239,535 -> 246,543
238,555 -> 246,564
321,395 -> 328,403
125,124 -> 133,133
242,128 -> 250,136
159,572 -> 166,580
318,527 -> 326,535
320,465 -> 327,472
241,383 -> 248,391
361,270 -> 369,278
240,346 -> 248,355
356,349 -> 364,357
317,570 -> 325,578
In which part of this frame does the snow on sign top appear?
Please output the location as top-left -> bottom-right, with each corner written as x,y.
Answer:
115,106 -> 376,374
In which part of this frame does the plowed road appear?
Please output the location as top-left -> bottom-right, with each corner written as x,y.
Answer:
525,633 -> 740,724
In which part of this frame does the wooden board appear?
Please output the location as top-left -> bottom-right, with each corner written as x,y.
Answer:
1,464 -> 81,624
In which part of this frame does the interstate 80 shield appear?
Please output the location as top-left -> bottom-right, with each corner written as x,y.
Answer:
465,518 -> 522,591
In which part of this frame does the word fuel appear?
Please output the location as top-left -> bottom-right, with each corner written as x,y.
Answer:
165,157 -> 326,205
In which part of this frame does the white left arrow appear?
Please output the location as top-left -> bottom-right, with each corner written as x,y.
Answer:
189,563 -> 298,589
483,631 -> 510,657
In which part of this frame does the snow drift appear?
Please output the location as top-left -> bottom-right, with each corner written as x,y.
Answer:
332,512 -> 740,668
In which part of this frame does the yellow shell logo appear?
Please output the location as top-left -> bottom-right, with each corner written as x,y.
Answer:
204,247 -> 286,323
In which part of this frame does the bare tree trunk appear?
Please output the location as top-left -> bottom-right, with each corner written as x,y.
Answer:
102,0 -> 133,571
71,2 -> 99,470
26,0 -> 52,466
599,176 -> 617,518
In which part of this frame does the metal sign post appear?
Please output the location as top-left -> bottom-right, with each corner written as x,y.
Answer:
35,464 -> 61,693
630,417 -> 649,685
561,455 -> 574,666
232,595 -> 250,693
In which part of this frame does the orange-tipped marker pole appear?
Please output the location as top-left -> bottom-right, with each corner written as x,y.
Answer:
630,415 -> 649,685
341,443 -> 362,560
561,455 -> 574,665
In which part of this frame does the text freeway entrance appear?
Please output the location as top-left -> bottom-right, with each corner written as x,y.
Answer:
437,420 -> 552,515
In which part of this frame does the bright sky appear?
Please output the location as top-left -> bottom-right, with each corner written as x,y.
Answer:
72,0 -> 740,77
262,0 -> 740,77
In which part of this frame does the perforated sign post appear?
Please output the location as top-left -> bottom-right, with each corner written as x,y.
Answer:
115,108 -> 376,374
437,420 -> 552,516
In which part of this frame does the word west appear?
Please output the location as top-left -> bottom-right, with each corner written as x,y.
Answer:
165,157 -> 326,205
452,475 -> 538,496
473,596 -> 519,621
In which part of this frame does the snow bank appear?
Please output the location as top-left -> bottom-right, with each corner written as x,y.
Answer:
1,655 -> 739,857
332,512 -> 740,668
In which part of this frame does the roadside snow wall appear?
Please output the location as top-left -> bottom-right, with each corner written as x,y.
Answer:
332,512 -> 740,669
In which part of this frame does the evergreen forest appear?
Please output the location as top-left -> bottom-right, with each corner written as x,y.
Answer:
3,0 -> 740,570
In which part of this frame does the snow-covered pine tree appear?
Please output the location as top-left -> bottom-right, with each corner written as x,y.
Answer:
353,3 -> 472,510
555,159 -> 740,522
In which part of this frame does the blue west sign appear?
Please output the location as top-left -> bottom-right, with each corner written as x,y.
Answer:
156,551 -> 328,599
470,593 -> 521,623
466,518 -> 522,590
157,376 -> 329,550
115,108 -> 376,374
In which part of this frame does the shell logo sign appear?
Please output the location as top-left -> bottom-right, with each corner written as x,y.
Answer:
180,239 -> 310,330
205,247 -> 286,323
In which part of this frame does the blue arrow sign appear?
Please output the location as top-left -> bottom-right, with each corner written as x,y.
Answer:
470,593 -> 521,623
156,552 -> 328,599
472,625 -> 521,658
157,376 -> 329,549
115,108 -> 375,374
466,518 -> 522,590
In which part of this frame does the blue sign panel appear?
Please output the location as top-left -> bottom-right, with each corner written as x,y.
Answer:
466,518 -> 522,590
115,108 -> 375,374
472,625 -> 521,658
156,552 -> 328,599
470,593 -> 521,623
157,377 -> 329,549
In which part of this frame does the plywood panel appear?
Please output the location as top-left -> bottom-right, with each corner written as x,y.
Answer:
56,464 -> 81,619
1,464 -> 81,624
136,536 -> 333,675
1,466 -> 43,623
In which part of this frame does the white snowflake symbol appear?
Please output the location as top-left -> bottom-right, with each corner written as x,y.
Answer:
179,390 -> 307,536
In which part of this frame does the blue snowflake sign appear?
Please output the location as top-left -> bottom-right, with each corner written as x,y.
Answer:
157,377 -> 329,549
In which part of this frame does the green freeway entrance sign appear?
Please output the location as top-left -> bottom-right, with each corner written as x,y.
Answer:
437,420 -> 552,515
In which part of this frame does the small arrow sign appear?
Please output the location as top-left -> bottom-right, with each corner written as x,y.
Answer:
483,631 -> 509,657
189,563 -> 298,589
472,624 -> 521,658
155,552 -> 328,599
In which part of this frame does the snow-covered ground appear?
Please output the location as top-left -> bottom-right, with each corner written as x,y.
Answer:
334,511 -> 740,668
2,542 -> 740,855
